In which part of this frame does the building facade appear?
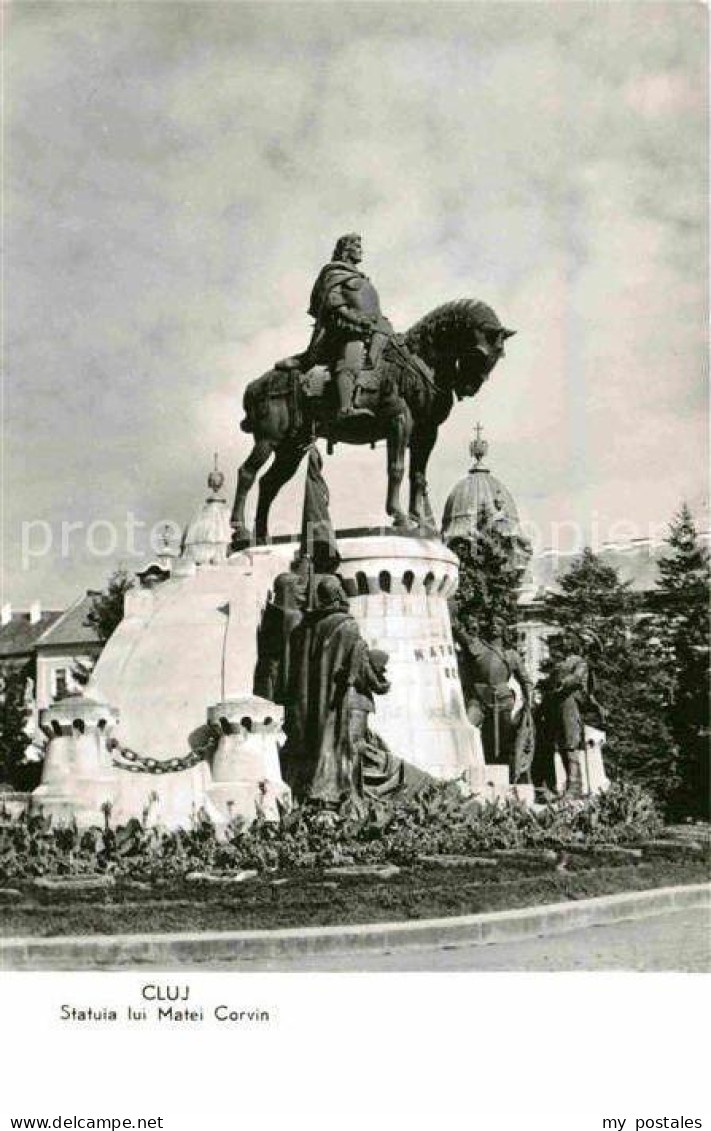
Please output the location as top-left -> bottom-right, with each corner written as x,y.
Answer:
0,595 -> 103,710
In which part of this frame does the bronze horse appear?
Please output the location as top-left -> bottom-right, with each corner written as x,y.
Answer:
231,299 -> 514,542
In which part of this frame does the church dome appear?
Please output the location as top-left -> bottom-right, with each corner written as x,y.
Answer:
181,455 -> 232,566
441,426 -> 531,568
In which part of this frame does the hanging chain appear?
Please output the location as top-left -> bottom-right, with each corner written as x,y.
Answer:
108,731 -> 217,775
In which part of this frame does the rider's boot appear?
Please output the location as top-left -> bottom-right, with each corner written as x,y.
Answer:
334,368 -> 374,422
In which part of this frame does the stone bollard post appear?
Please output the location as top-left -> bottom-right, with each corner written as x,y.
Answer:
206,695 -> 291,823
482,764 -> 510,804
568,727 -> 610,797
33,696 -> 118,828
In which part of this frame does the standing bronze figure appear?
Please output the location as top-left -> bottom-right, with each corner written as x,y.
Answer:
231,233 -> 514,542
253,445 -> 431,807
546,629 -> 605,796
258,570 -> 430,807
454,612 -> 534,783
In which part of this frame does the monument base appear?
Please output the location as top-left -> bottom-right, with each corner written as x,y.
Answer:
32,777 -> 116,830
110,762 -> 221,830
336,534 -> 486,789
82,530 -> 490,826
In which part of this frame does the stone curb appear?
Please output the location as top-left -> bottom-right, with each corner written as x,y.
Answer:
2,882 -> 709,969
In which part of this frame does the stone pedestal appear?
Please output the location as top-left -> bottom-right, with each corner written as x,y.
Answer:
570,727 -> 610,797
336,534 -> 486,789
512,783 -> 536,806
33,696 -> 118,828
88,542 -> 297,827
207,695 -> 291,822
84,531 -> 489,825
481,763 -> 510,803
0,791 -> 31,820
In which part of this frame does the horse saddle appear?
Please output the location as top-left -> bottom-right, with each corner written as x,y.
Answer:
298,365 -> 381,409
267,359 -> 393,413
264,364 -> 328,401
299,366 -> 330,399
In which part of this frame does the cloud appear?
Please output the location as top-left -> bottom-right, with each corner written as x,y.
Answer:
3,0 -> 707,605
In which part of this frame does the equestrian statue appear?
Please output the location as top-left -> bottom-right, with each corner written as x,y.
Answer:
231,233 -> 515,544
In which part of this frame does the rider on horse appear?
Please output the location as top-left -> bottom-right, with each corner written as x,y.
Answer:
278,233 -> 396,423
232,235 -> 515,543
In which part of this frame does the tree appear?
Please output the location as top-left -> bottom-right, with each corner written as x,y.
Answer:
69,658 -> 95,690
543,548 -> 680,809
450,505 -> 528,635
0,662 -> 41,791
656,504 -> 710,819
84,567 -> 134,644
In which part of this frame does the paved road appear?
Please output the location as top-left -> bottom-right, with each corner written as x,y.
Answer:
209,906 -> 711,972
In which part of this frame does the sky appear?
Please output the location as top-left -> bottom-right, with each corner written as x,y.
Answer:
2,0 -> 708,608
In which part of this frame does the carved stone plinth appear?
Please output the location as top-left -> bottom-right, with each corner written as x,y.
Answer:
568,727 -> 610,797
512,783 -> 536,806
206,695 -> 291,823
336,534 -> 486,789
33,696 -> 118,828
481,763 -> 510,803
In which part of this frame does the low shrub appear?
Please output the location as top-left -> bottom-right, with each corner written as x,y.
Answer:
0,780 -> 669,883
536,779 -> 664,847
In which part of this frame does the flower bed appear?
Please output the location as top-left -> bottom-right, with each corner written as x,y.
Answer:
0,781 -> 672,883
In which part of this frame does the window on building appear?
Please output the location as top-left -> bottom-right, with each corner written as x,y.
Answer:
53,668 -> 69,700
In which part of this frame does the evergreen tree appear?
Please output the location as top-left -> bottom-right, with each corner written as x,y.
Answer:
84,567 -> 134,644
656,504 -> 710,818
69,658 -> 95,690
544,548 -> 680,809
0,662 -> 41,791
450,505 -> 527,635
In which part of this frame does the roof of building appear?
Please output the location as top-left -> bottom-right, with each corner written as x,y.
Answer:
181,459 -> 231,565
442,464 -> 522,541
441,427 -> 532,571
0,610 -> 63,660
33,593 -> 102,650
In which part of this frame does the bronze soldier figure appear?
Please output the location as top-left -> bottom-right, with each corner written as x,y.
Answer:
455,611 -> 534,782
548,628 -> 605,795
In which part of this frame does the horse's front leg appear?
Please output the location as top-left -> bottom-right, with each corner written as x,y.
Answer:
255,439 -> 309,541
385,408 -> 413,528
231,439 -> 274,544
408,425 -> 438,533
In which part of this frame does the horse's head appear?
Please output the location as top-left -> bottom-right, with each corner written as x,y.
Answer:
453,302 -> 515,397
405,299 -> 515,399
